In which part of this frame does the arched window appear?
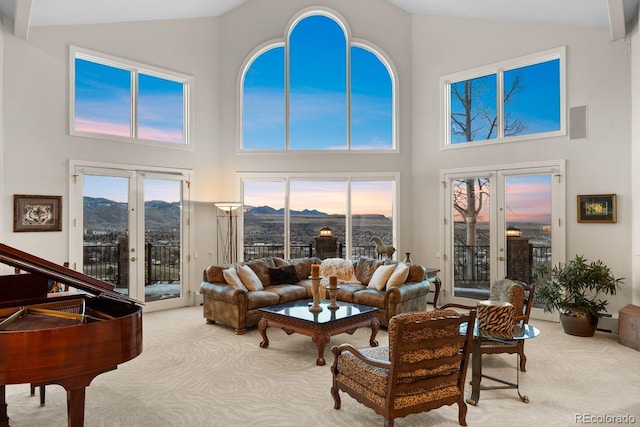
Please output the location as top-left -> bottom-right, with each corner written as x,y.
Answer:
241,10 -> 395,151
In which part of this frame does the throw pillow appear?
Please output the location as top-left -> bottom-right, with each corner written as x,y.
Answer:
366,263 -> 396,291
386,263 -> 410,288
245,257 -> 275,286
222,267 -> 248,291
319,258 -> 360,285
237,264 -> 264,291
268,265 -> 299,285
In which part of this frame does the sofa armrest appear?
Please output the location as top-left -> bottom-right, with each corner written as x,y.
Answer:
200,281 -> 247,304
386,280 -> 431,302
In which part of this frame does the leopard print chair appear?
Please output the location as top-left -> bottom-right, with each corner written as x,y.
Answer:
330,309 -> 476,427
440,278 -> 535,372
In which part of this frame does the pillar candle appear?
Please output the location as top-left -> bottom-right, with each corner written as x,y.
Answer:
329,275 -> 338,288
311,264 -> 320,278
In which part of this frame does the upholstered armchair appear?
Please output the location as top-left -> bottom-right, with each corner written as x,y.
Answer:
441,279 -> 535,371
330,309 -> 476,427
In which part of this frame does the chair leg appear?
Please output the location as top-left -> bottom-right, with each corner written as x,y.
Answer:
458,400 -> 468,426
384,418 -> 394,427
330,384 -> 341,409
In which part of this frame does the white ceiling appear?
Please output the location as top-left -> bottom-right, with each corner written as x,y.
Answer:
0,0 -> 636,28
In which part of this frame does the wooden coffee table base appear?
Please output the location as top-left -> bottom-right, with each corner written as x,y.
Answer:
258,311 -> 379,366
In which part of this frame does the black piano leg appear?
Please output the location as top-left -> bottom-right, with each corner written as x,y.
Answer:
29,384 -> 45,406
0,385 -> 9,427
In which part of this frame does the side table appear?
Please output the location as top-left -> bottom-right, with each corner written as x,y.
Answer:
425,268 -> 441,307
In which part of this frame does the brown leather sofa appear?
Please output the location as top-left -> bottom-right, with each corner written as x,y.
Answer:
200,256 -> 435,335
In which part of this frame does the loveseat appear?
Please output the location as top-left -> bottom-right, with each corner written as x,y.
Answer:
200,256 -> 436,335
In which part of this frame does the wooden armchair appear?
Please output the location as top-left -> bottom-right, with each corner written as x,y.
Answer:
441,279 -> 535,371
331,309 -> 476,427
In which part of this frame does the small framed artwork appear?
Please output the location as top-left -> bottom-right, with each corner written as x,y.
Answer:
13,195 -> 62,232
577,194 -> 617,223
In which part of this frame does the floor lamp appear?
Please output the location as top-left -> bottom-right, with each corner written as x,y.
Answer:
214,202 -> 242,264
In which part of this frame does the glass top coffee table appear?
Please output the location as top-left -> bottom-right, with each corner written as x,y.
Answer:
258,300 -> 379,366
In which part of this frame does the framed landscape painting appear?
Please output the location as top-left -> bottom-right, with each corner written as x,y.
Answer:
13,195 -> 62,232
577,194 -> 616,223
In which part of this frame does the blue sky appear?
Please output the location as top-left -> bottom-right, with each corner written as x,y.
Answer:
243,14 -> 393,150
74,58 -> 184,144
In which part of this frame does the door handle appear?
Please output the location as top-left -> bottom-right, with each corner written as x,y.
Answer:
130,257 -> 136,262
498,256 -> 505,261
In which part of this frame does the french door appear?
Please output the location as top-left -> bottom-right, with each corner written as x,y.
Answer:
441,162 -> 565,307
69,162 -> 193,312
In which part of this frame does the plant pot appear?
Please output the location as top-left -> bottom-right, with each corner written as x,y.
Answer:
560,307 -> 599,337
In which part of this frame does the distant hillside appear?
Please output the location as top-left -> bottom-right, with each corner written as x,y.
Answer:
83,197 -> 180,231
245,205 -> 327,216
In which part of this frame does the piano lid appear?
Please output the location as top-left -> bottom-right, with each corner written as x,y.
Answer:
0,243 -> 141,305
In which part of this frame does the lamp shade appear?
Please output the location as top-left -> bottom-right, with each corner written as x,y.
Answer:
214,202 -> 242,212
319,226 -> 333,237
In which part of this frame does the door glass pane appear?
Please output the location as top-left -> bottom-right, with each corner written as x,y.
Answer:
144,178 -> 182,302
452,177 -> 490,298
290,181 -> 347,259
83,175 -> 130,295
351,181 -> 393,260
505,174 -> 552,305
243,181 -> 286,260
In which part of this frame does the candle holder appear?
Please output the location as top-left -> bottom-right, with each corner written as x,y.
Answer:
309,275 -> 323,312
327,286 -> 339,309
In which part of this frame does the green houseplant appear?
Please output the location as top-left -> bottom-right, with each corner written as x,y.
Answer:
533,255 -> 623,337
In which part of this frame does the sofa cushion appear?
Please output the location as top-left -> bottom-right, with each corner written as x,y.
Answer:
274,257 -> 318,281
367,264 -> 396,291
355,257 -> 383,285
335,283 -> 367,302
386,263 -> 410,288
320,258 -> 360,285
246,290 -> 280,310
268,265 -> 299,285
237,264 -> 264,291
407,265 -> 426,282
245,257 -> 276,286
205,265 -> 226,283
222,267 -> 248,291
353,289 -> 386,309
264,284 -> 307,303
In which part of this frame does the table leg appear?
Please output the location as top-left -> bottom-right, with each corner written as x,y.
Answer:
369,318 -> 380,347
312,332 -> 331,366
258,318 -> 269,348
466,338 -> 481,406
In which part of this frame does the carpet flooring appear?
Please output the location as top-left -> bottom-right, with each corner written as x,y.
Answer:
5,306 -> 640,426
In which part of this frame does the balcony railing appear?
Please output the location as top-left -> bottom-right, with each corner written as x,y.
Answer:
83,243 -> 180,286
243,243 -> 378,261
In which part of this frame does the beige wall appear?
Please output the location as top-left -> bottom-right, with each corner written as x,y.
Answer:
412,15 -> 634,312
0,0 -> 637,312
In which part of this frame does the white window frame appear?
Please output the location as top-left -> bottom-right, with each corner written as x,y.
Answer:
69,45 -> 194,150
440,46 -> 566,150
238,7 -> 398,153
238,172 -> 400,260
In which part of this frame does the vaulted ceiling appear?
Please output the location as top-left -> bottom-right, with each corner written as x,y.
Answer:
0,0 -> 637,41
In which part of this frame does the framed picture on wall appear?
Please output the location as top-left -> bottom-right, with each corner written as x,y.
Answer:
13,194 -> 62,232
577,194 -> 616,223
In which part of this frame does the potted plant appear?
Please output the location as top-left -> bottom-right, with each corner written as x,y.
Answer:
533,255 -> 623,337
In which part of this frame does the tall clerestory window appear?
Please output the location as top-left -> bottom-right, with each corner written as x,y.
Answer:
242,11 -> 395,151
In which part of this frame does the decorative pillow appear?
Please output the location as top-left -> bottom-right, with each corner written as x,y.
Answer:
319,258 -> 360,285
222,267 -> 248,291
354,257 -> 383,285
268,265 -> 299,285
366,263 -> 396,291
245,257 -> 275,286
386,263 -> 410,288
237,264 -> 264,291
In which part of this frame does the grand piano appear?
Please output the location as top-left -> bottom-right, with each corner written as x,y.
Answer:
0,243 -> 143,427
